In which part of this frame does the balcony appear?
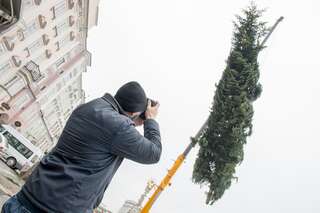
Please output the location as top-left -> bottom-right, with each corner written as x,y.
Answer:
21,60 -> 43,83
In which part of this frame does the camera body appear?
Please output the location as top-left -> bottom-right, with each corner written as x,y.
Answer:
140,99 -> 157,120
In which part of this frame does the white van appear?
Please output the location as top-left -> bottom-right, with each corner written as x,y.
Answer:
0,124 -> 43,170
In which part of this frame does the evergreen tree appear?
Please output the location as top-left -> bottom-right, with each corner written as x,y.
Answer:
192,4 -> 269,205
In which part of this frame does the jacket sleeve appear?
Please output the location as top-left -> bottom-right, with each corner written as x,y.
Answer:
110,119 -> 162,164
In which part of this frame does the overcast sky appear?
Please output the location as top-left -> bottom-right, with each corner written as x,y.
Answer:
83,0 -> 320,212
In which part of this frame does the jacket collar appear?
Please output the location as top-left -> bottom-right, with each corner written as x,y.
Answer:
101,93 -> 127,115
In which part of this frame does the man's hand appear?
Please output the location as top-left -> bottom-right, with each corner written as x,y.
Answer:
145,100 -> 160,120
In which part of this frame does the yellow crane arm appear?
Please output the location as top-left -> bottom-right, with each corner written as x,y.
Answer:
141,154 -> 185,213
141,119 -> 209,213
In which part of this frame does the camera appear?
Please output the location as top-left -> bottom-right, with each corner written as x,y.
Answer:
140,99 -> 157,120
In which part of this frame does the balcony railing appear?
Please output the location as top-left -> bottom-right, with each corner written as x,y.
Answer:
23,60 -> 43,83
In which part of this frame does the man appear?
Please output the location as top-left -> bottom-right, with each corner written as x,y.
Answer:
1,81 -> 161,213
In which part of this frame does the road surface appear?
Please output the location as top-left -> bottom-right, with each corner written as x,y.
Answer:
0,160 -> 24,209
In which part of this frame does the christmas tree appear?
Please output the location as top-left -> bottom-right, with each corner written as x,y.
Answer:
192,4 -> 271,204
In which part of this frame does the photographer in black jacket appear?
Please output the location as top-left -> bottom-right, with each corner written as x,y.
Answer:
1,81 -> 161,213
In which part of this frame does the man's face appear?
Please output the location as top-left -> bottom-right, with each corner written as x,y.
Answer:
133,117 -> 144,127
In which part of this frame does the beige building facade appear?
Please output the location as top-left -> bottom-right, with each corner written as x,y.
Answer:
0,0 -> 99,153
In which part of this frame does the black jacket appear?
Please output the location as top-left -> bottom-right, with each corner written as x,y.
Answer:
18,94 -> 161,213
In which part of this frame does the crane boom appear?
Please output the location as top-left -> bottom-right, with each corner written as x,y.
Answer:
140,118 -> 207,213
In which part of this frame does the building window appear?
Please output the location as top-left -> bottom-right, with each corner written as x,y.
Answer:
55,0 -> 68,17
27,38 -> 43,54
50,7 -> 56,20
55,18 -> 69,36
59,34 -> 70,49
17,29 -> 25,41
3,75 -> 25,96
11,55 -> 21,67
55,42 -> 60,51
52,26 -> 58,37
68,0 -> 75,10
38,14 -> 47,29
24,47 -> 30,57
42,34 -> 50,45
34,0 -> 41,6
55,57 -> 65,68
69,16 -> 75,26
2,36 -> 15,51
45,49 -> 52,58
0,43 -> 6,55
20,20 -> 38,38
0,61 -> 11,74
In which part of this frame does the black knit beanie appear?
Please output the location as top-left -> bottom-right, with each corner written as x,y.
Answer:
114,81 -> 148,113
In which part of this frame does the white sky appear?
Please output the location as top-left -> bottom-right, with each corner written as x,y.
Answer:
83,0 -> 320,212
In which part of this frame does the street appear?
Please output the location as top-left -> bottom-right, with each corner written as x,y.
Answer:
0,160 -> 24,209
